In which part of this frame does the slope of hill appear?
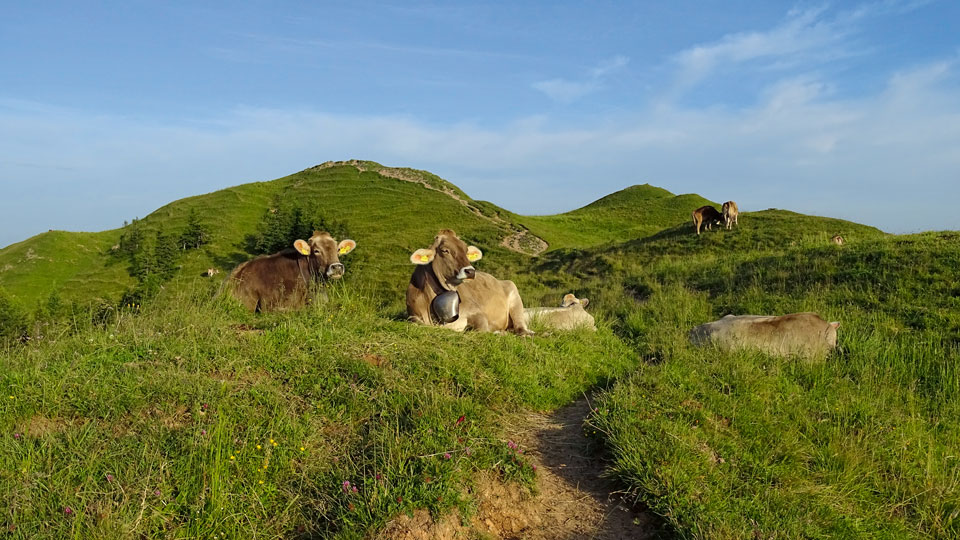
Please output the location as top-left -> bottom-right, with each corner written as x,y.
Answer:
0,166 -> 721,308
2,160 -> 958,538
507,184 -> 716,250
0,161 -> 529,309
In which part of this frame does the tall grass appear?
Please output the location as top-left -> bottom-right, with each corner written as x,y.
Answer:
0,276 -> 636,538
573,231 -> 960,538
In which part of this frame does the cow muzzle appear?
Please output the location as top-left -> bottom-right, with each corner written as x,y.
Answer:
455,266 -> 476,281
326,263 -> 345,279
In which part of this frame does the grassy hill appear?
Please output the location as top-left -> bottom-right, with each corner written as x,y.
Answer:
505,184 -> 716,251
2,161 -> 958,538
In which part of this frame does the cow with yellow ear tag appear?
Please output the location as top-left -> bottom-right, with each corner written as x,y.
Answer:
229,231 -> 357,312
406,229 -> 532,335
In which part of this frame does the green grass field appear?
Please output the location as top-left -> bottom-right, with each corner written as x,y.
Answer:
2,162 -> 958,538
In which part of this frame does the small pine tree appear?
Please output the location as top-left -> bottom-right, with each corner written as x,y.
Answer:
154,229 -> 178,279
0,286 -> 28,341
179,208 -> 211,250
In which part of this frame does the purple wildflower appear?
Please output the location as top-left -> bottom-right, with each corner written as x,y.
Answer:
13,432 -> 21,440
351,486 -> 358,493
105,474 -> 114,482
443,453 -> 452,460
341,480 -> 351,493
375,473 -> 382,481
63,506 -> 73,516
200,429 -> 207,436
154,489 -> 161,497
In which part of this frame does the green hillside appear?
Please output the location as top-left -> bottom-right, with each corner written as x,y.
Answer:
3,161 -> 958,539
0,167 -> 718,309
0,161 -> 526,310
509,184 -> 715,250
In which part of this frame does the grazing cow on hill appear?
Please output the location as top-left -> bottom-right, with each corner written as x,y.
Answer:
524,293 -> 596,331
692,205 -> 724,235
689,312 -> 840,360
229,231 -> 356,312
831,235 -> 845,246
722,201 -> 739,230
406,229 -> 532,335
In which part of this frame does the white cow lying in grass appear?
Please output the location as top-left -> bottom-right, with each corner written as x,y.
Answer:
689,312 -> 839,360
524,294 -> 596,331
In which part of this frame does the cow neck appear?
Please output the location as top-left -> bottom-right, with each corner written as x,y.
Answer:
295,255 -> 315,287
424,263 -> 454,296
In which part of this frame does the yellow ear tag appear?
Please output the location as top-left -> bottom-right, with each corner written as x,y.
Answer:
467,252 -> 480,261
299,246 -> 310,255
419,254 -> 430,262
339,246 -> 349,254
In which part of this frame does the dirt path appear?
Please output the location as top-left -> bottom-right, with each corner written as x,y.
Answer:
381,398 -> 661,539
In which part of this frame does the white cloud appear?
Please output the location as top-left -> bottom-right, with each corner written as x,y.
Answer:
533,55 -> 629,104
2,53 -> 959,247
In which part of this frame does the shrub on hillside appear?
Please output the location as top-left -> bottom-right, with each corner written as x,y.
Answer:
0,286 -> 28,341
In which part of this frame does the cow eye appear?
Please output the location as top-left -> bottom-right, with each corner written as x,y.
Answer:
439,248 -> 449,254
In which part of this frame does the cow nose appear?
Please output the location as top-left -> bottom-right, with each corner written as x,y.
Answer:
463,266 -> 476,280
327,263 -> 345,278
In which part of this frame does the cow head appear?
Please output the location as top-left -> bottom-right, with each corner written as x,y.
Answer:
410,229 -> 482,290
560,294 -> 589,308
293,231 -> 356,280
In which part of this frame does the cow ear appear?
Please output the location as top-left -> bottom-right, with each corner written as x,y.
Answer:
830,321 -> 840,329
466,246 -> 483,262
410,248 -> 435,265
337,239 -> 356,255
293,239 -> 311,255
581,298 -> 590,308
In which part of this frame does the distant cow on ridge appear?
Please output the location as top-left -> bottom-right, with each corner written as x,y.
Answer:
406,229 -> 532,335
722,201 -> 739,230
229,231 -> 356,312
689,312 -> 840,360
692,205 -> 724,235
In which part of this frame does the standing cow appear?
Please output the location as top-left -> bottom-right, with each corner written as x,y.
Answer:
722,201 -> 739,230
407,229 -> 532,335
229,231 -> 356,311
692,205 -> 724,235
689,312 -> 840,360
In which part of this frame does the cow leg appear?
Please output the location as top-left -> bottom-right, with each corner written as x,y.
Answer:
504,282 -> 535,336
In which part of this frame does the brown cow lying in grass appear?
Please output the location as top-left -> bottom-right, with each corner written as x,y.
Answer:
406,229 -> 532,335
229,231 -> 356,312
689,312 -> 839,360
524,294 -> 596,331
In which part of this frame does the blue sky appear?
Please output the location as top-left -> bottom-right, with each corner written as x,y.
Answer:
2,1 -> 959,247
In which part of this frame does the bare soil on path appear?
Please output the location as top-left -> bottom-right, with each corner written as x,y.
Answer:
381,398 -> 664,539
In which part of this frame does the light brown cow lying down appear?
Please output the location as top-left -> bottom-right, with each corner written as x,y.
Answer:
689,312 -> 839,360
524,294 -> 596,331
406,229 -> 532,335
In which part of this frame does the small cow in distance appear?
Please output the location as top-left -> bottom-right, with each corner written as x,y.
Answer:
722,201 -> 739,230
831,234 -> 845,246
229,231 -> 356,312
407,229 -> 532,335
524,293 -> 596,331
689,312 -> 839,360
692,205 -> 724,235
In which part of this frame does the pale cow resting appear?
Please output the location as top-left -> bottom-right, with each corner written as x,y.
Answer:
524,294 -> 596,331
689,312 -> 839,360
721,201 -> 739,230
407,229 -> 532,335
